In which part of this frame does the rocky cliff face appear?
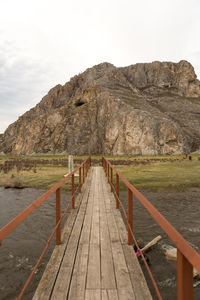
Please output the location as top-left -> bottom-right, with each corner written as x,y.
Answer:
1,60 -> 200,155
0,134 -> 3,144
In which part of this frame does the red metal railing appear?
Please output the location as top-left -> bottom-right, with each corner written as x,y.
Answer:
102,156 -> 200,300
0,156 -> 91,299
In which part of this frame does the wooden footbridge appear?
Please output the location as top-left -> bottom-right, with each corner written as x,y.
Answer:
1,157 -> 200,300
33,166 -> 152,300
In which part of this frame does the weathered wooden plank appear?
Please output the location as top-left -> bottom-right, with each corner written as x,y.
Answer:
50,212 -> 86,299
68,192 -> 95,299
122,245 -> 153,300
85,289 -> 101,300
106,194 -> 136,299
86,243 -> 101,289
112,203 -> 127,244
110,240 -> 136,300
68,243 -> 88,300
99,189 -> 116,289
90,206 -> 100,244
86,169 -> 101,289
106,210 -> 121,243
101,289 -> 119,300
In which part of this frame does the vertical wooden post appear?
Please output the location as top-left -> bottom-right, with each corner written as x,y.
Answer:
105,161 -> 107,176
111,168 -> 113,192
116,173 -> 119,209
177,249 -> 193,300
79,167 -> 82,193
56,188 -> 61,245
72,174 -> 75,209
108,164 -> 110,183
128,188 -> 133,245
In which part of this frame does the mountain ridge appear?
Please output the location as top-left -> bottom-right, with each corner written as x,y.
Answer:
1,60 -> 200,155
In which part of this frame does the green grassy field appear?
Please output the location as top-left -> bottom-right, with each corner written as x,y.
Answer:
116,158 -> 200,191
0,154 -> 199,191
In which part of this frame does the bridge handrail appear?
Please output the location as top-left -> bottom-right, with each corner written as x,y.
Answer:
0,156 -> 91,299
102,156 -> 200,300
0,157 -> 91,244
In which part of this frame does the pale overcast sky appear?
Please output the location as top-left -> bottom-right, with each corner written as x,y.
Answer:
0,0 -> 200,133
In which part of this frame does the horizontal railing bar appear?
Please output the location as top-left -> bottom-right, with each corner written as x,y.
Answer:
103,157 -> 200,273
0,157 -> 90,244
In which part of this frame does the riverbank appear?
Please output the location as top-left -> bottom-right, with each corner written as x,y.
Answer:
0,154 -> 199,191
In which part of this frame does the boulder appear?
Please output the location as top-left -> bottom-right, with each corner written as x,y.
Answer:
165,247 -> 200,278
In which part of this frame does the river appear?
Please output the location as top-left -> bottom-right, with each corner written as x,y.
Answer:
0,187 -> 200,299
0,187 -> 70,300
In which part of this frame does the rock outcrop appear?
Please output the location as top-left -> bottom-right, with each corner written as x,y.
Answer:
1,60 -> 200,155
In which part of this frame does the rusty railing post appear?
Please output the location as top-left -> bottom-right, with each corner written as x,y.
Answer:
83,164 -> 85,184
79,167 -> 82,193
177,249 -> 193,300
85,161 -> 88,177
108,164 -> 110,184
116,173 -> 119,209
72,174 -> 75,209
87,157 -> 90,174
89,156 -> 91,169
88,159 -> 89,174
111,167 -> 113,192
56,188 -> 61,245
128,188 -> 133,245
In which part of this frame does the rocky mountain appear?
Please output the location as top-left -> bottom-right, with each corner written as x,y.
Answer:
1,60 -> 200,155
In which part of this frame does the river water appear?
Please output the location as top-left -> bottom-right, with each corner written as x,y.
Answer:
0,187 -> 200,299
120,189 -> 200,300
0,187 -> 70,300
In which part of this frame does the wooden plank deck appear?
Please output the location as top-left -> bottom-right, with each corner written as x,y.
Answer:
33,167 -> 152,300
